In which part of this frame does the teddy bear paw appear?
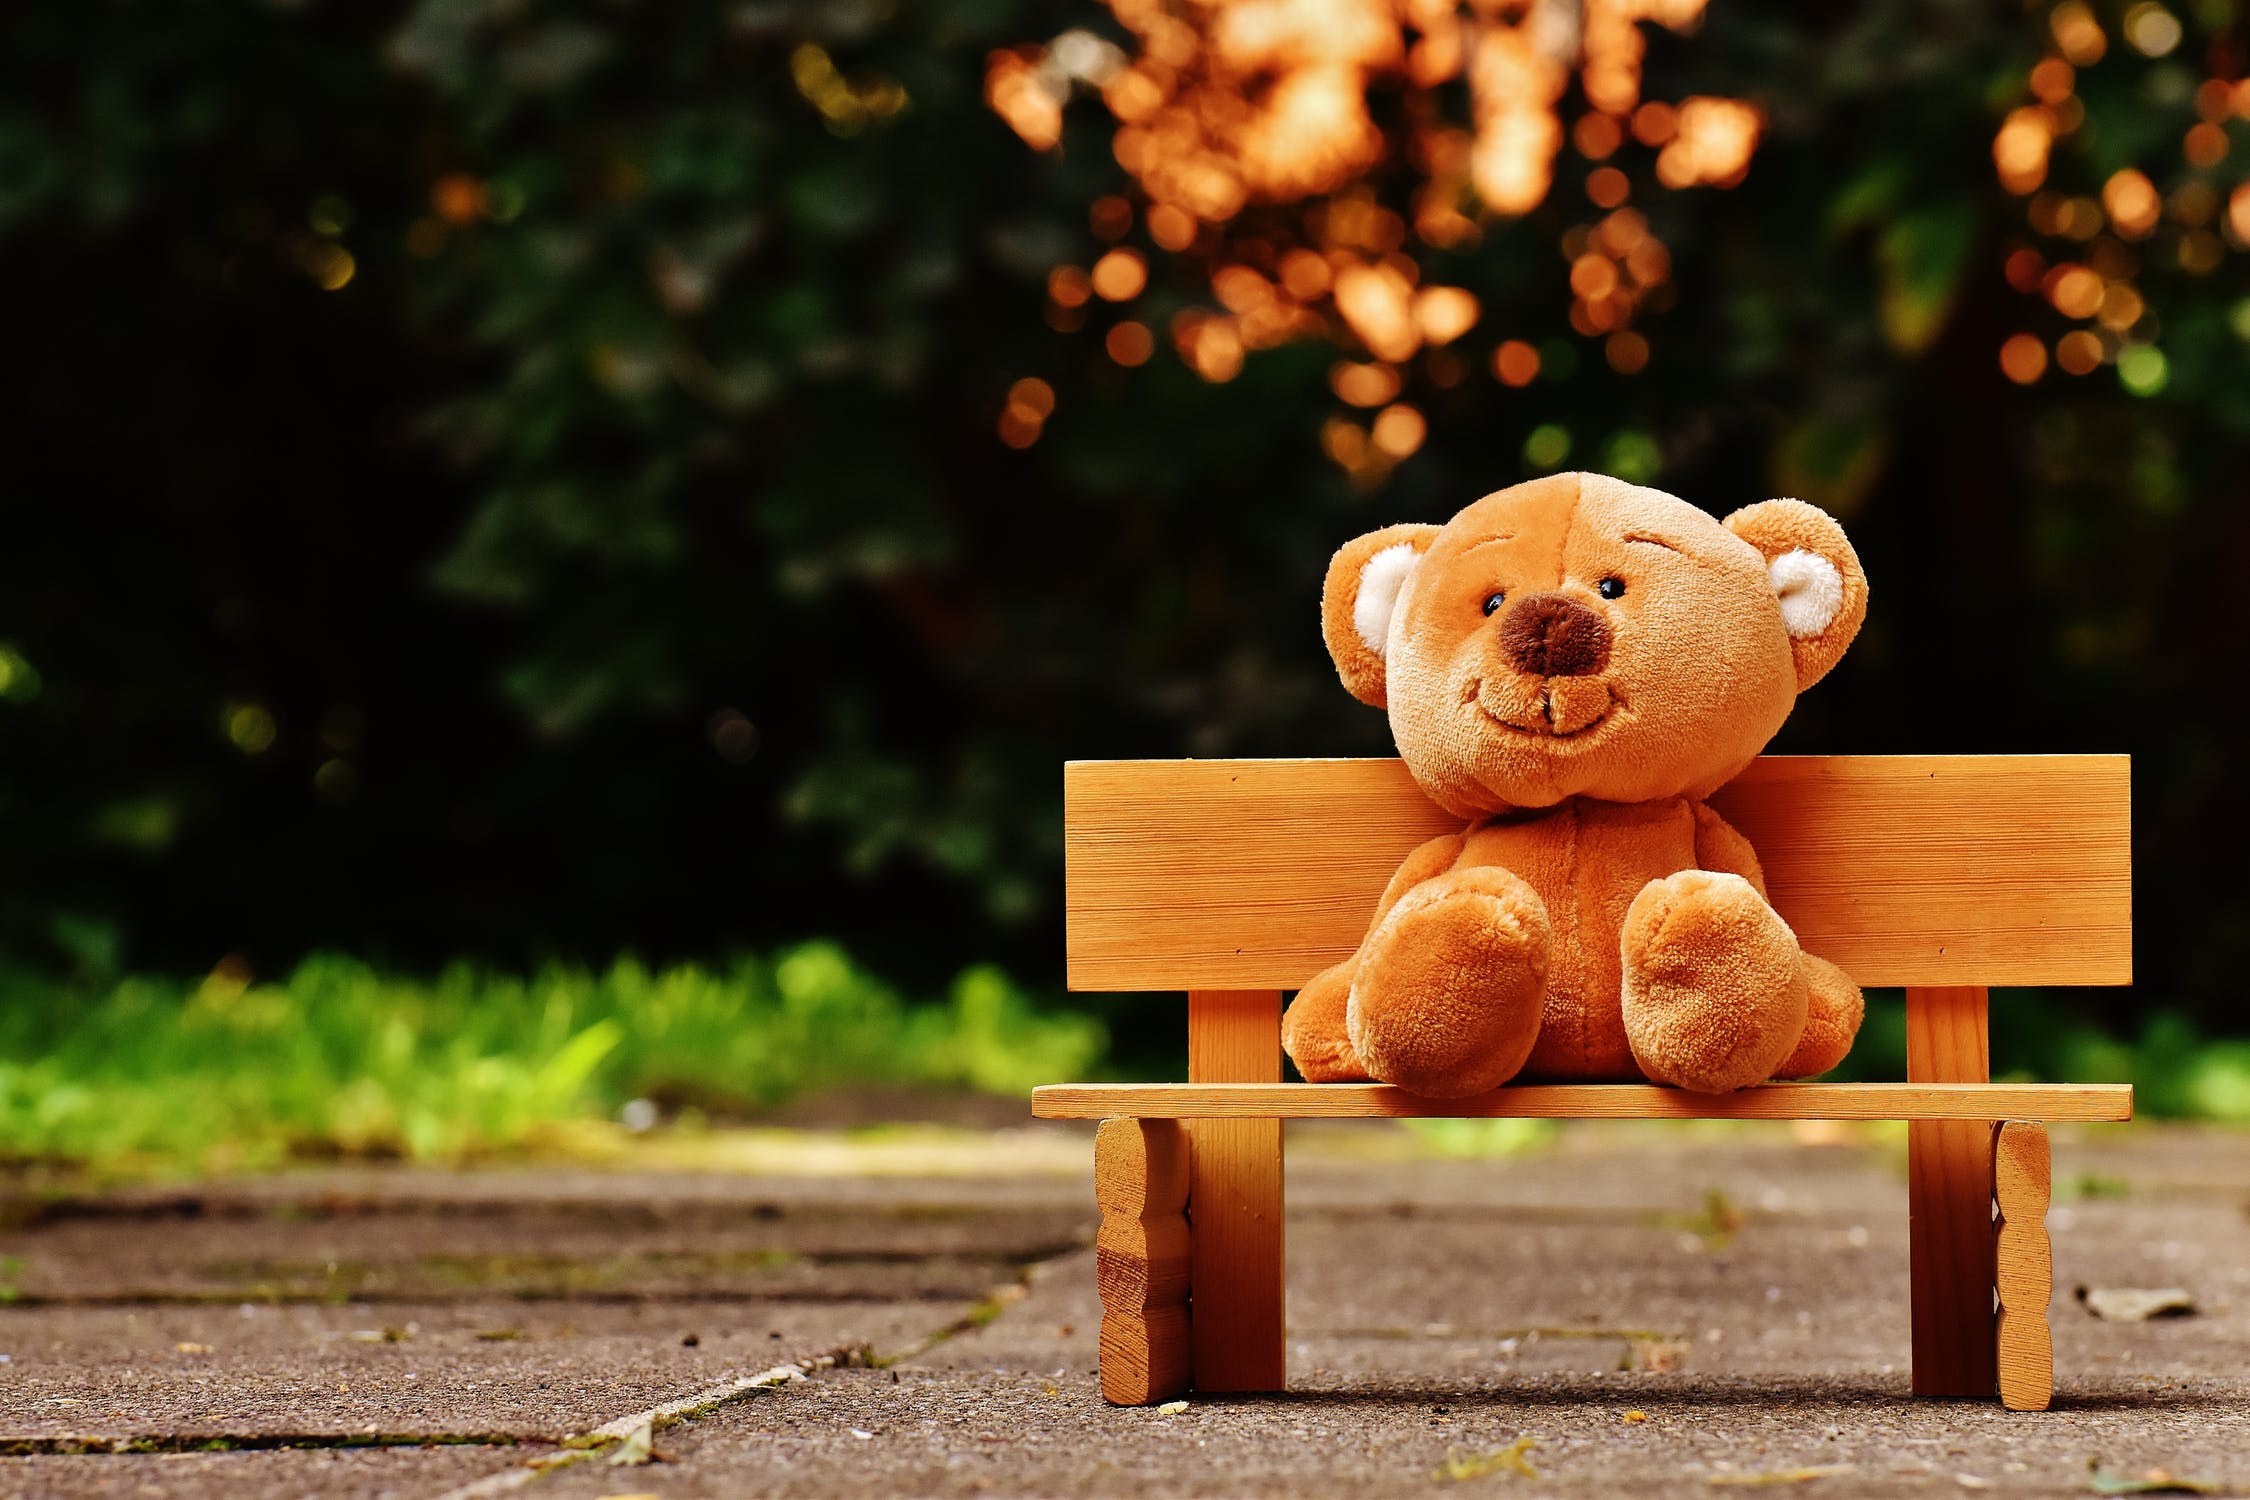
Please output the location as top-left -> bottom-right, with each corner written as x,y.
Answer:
1621,870 -> 1810,1094
1773,952 -> 1864,1079
1283,961 -> 1371,1082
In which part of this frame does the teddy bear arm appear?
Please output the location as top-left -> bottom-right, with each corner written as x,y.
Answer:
1369,831 -> 1469,929
1775,953 -> 1864,1078
1281,959 -> 1366,1081
1689,802 -> 1769,900
1281,832 -> 1463,1083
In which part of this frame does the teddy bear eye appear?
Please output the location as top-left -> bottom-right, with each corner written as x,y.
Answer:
1481,591 -> 1506,616
1597,577 -> 1626,600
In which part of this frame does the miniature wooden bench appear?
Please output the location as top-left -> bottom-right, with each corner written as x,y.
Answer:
1034,755 -> 2132,1412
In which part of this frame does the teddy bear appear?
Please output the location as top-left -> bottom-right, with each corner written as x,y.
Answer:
1280,471 -> 1869,1097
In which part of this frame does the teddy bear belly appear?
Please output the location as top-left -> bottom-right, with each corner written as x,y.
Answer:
1457,798 -> 1702,1080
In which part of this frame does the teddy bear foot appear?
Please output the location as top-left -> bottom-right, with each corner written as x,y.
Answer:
1282,960 -> 1371,1082
1346,866 -> 1551,1098
1621,870 -> 1811,1094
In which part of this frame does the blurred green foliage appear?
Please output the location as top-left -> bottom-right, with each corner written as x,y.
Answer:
0,945 -> 1103,1169
0,0 -> 2244,1081
1832,990 -> 2250,1120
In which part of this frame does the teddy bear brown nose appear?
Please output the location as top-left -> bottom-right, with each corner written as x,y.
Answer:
1498,591 -> 1613,678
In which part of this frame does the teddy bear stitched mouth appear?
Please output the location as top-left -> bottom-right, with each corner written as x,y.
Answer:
1472,678 -> 1618,739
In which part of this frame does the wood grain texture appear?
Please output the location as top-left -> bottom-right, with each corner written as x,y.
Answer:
1064,756 -> 2130,991
1994,1121 -> 2055,1412
1093,1118 -> 1191,1406
1032,1081 -> 2132,1121
1185,991 -> 1286,1394
1096,1113 -> 1191,1217
1907,986 -> 2000,1399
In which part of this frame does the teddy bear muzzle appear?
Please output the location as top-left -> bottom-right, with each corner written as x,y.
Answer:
1495,592 -> 1612,678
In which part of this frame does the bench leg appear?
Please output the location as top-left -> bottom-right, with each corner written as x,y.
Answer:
1994,1121 -> 2054,1411
1187,989 -> 1287,1393
1906,986 -> 1999,1397
1094,1117 -> 1191,1405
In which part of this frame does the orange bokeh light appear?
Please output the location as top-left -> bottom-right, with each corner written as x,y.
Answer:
1998,333 -> 2048,384
2046,264 -> 2104,319
1105,320 -> 1156,365
1330,360 -> 1402,407
1605,329 -> 1650,374
2055,328 -> 2103,374
1994,108 -> 2053,195
1493,339 -> 1541,387
2101,169 -> 2160,239
1047,266 -> 1092,308
2183,122 -> 2229,169
1370,402 -> 1426,458
1091,248 -> 1150,301
430,173 -> 486,226
1006,377 -> 1056,420
2029,57 -> 2075,103
2003,247 -> 2046,293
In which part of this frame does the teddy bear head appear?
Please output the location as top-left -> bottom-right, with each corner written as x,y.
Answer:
1322,471 -> 1867,817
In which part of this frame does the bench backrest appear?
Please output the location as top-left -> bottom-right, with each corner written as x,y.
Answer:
1064,756 -> 2130,992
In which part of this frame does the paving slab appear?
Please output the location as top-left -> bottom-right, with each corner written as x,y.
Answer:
3,1121 -> 2246,1499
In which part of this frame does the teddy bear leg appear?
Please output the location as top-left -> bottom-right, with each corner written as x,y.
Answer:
1345,866 -> 1550,1099
1621,870 -> 1810,1094
1773,953 -> 1864,1079
1282,960 -> 1369,1082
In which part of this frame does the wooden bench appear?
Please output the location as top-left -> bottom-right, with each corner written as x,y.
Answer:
1034,754 -> 2133,1411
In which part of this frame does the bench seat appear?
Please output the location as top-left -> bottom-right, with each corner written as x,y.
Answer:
1033,1080 -> 2133,1121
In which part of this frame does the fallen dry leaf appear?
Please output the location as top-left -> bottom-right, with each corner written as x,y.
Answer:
607,1421 -> 661,1467
1434,1435 -> 1539,1481
1627,1338 -> 1691,1372
1708,1464 -> 1856,1487
2086,1462 -> 2224,1495
2077,1287 -> 2197,1322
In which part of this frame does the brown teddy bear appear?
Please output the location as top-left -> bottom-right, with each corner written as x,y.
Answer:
1281,471 -> 1869,1097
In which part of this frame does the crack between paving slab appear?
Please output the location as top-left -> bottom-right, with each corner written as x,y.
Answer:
0,1282 -> 1047,1309
422,1244 -> 1074,1496
425,1353 -> 844,1499
0,1432 -> 524,1457
1,1240 -> 1089,1308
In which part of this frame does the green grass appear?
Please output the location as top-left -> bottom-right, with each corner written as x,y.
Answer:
5,953 -> 2244,1177
0,945 -> 1104,1171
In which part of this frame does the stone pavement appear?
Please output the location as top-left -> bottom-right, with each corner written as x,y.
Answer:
2,1121 -> 2245,1498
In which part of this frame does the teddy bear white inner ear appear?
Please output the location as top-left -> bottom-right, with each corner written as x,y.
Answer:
1353,542 -> 1422,655
1768,548 -> 1844,639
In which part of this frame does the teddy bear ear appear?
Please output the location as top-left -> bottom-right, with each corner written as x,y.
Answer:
1321,523 -> 1441,708
1722,498 -> 1869,693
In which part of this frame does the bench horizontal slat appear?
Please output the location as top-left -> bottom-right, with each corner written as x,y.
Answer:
1031,1082 -> 2134,1122
1064,755 -> 2131,991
